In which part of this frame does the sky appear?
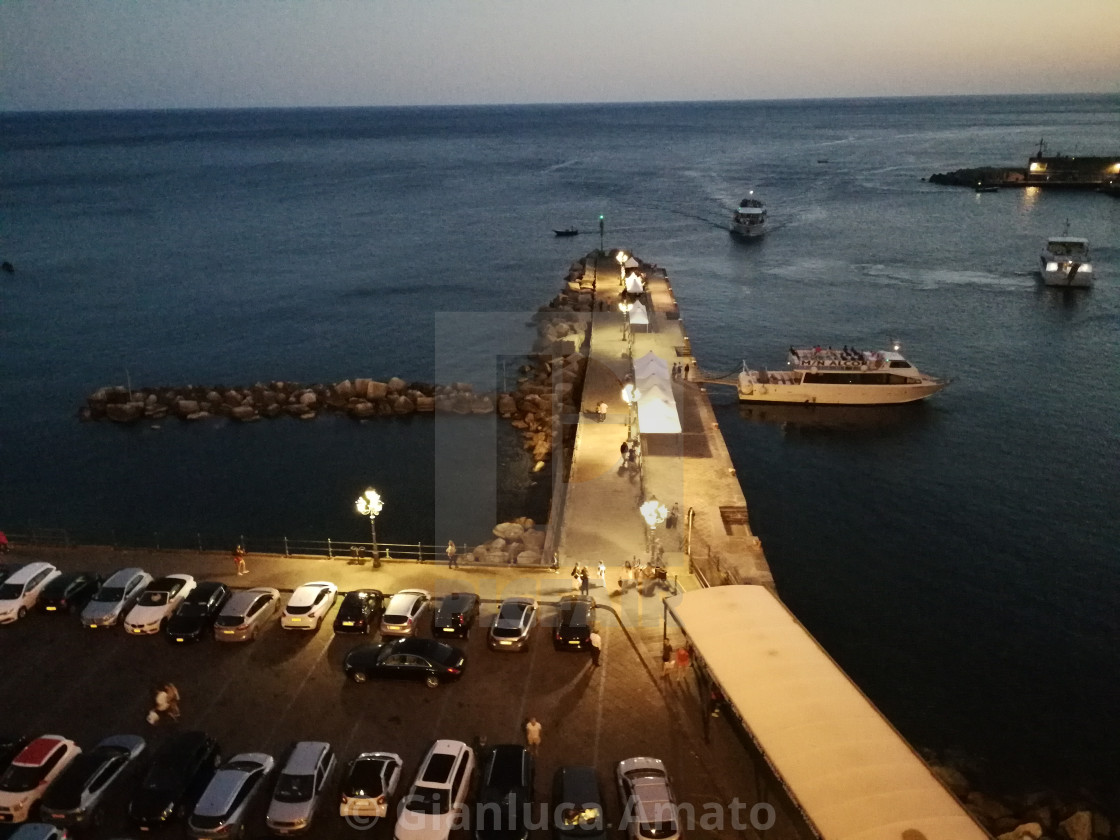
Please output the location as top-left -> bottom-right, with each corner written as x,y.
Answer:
2,0 -> 1119,111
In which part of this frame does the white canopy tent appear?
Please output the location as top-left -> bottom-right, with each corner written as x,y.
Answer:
623,256 -> 641,268
664,586 -> 990,840
625,272 -> 645,295
632,352 -> 680,434
628,299 -> 649,329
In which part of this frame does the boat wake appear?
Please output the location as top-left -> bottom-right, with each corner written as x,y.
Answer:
858,264 -> 1033,291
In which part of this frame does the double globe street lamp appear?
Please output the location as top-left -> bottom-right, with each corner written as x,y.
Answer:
355,487 -> 384,557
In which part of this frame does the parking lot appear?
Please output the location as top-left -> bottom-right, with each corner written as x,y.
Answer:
0,547 -> 785,840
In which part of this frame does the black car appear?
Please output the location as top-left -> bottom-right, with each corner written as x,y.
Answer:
432,592 -> 480,639
551,766 -> 606,840
128,730 -> 220,829
553,595 -> 597,651
39,734 -> 147,828
476,745 -> 534,840
343,638 -> 466,688
165,582 -> 231,643
332,588 -> 384,634
37,572 -> 103,615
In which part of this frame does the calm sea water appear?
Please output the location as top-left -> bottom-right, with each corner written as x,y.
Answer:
2,96 -> 1118,797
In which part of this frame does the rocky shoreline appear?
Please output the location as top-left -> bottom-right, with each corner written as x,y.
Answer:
79,252 -> 614,471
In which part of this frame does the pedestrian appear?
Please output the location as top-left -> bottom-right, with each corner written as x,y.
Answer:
666,503 -> 680,530
232,545 -> 247,576
674,645 -> 691,680
445,540 -> 458,568
579,567 -> 590,595
595,401 -> 607,422
525,716 -> 542,756
596,561 -> 606,587
684,363 -> 690,381
571,563 -> 581,591
661,639 -> 675,679
588,629 -> 602,667
164,682 -> 181,721
551,551 -> 560,573
149,682 -> 178,725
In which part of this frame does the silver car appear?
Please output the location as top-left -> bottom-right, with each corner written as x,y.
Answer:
187,752 -> 274,840
487,597 -> 539,652
80,568 -> 152,629
213,588 -> 280,642
265,741 -> 336,834
379,589 -> 431,638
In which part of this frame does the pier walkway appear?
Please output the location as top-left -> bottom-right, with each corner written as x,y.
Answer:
554,252 -> 772,596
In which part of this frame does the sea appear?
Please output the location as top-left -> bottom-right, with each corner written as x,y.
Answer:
2,95 -> 1118,801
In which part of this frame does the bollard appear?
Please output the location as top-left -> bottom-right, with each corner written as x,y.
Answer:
327,538 -> 333,559
283,536 -> 290,557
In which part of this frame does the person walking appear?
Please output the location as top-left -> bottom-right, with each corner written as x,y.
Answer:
164,682 -> 181,721
579,567 -> 590,596
232,545 -> 247,576
596,561 -> 606,587
571,563 -> 581,591
524,716 -> 542,756
674,645 -> 691,680
445,540 -> 458,569
661,639 -> 675,679
588,629 -> 602,667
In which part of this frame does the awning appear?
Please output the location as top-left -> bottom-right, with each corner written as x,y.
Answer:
664,586 -> 990,840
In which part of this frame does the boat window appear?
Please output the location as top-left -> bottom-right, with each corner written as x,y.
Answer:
801,372 -> 915,385
888,361 -> 912,369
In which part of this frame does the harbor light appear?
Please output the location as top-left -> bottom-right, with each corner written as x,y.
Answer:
618,299 -> 633,339
640,497 -> 668,563
615,251 -> 629,286
355,487 -> 384,556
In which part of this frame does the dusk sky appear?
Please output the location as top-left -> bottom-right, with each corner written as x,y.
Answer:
2,0 -> 1119,111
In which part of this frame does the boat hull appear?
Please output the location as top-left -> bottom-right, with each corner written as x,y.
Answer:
737,380 -> 945,405
1040,264 -> 1092,288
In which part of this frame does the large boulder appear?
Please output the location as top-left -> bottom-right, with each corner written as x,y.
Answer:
521,529 -> 545,550
996,823 -> 1043,840
298,391 -> 318,407
493,522 -> 525,541
176,399 -> 201,417
335,380 -> 355,400
392,395 -> 415,414
106,402 -> 144,423
1058,812 -> 1092,840
414,396 -> 435,413
231,405 -> 258,421
367,380 -> 388,400
349,400 -> 376,418
387,377 -> 407,394
516,549 -> 541,565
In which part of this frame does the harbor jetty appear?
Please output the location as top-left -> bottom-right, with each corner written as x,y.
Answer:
928,147 -> 1120,190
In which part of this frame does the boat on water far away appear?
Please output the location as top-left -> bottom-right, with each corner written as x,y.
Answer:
738,345 -> 947,405
1039,225 -> 1092,287
730,193 -> 766,239
553,228 -> 579,237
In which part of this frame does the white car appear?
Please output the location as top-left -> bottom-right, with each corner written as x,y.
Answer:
0,562 -> 61,624
615,757 -> 681,840
280,582 -> 338,631
0,736 -> 82,824
394,740 -> 474,840
124,574 -> 197,635
379,589 -> 431,638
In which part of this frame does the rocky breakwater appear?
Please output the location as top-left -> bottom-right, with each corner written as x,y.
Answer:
467,517 -> 546,565
79,377 -> 493,423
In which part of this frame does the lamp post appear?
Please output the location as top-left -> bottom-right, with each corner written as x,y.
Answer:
615,251 -> 628,288
618,299 -> 633,340
639,496 -> 668,565
355,487 -> 384,557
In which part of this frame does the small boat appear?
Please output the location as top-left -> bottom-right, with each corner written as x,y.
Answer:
730,193 -> 766,239
738,345 -> 947,405
1039,222 -> 1093,287
553,228 -> 579,237
974,182 -> 999,193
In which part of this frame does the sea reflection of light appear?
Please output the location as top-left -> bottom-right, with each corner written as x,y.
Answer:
1019,186 -> 1041,211
737,401 -> 932,436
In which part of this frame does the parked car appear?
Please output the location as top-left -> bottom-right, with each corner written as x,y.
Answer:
332,589 -> 383,635
0,563 -> 61,624
124,574 -> 196,635
165,582 -> 231,643
338,752 -> 402,821
37,573 -> 102,616
475,745 -> 534,840
38,735 -> 146,829
128,730 -> 220,830
186,753 -> 274,840
551,766 -> 606,840
487,598 -> 538,652
265,741 -> 336,834
394,740 -> 475,840
7,824 -> 67,840
379,589 -> 431,638
343,638 -> 466,688
0,736 -> 82,824
431,593 -> 480,640
81,568 -> 152,629
0,565 -> 18,587
279,582 -> 337,631
615,758 -> 680,840
213,588 -> 280,643
552,596 -> 597,651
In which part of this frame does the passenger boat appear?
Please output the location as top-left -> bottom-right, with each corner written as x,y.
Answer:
553,228 -> 579,237
737,345 -> 947,405
730,194 -> 766,239
1039,225 -> 1093,287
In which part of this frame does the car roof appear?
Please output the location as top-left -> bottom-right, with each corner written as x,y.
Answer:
15,736 -> 70,766
104,567 -> 145,585
343,589 -> 381,602
189,581 -> 226,598
148,575 -> 189,590
441,592 -> 478,607
222,588 -> 277,613
282,741 -> 329,775
418,740 -> 468,785
288,582 -> 334,606
2,562 -> 55,583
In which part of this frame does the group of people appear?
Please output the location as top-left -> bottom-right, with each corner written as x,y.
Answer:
670,362 -> 691,380
570,562 -> 607,594
148,681 -> 181,725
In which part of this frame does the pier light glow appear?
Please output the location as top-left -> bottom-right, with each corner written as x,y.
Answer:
615,251 -> 629,265
355,487 -> 384,555
640,498 -> 668,530
621,383 -> 641,404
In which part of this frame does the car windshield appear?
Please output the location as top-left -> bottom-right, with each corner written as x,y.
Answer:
382,614 -> 407,624
0,583 -> 22,600
273,773 -> 313,803
344,761 -> 387,797
138,591 -> 168,607
492,626 -> 521,638
0,763 -> 46,793
404,785 -> 448,815
498,604 -> 525,621
213,614 -> 243,627
176,601 -> 208,617
93,586 -> 125,602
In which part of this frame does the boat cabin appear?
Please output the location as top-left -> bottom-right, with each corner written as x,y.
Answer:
1044,237 -> 1089,257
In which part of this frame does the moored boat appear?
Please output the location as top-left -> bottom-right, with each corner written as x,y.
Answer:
737,345 -> 947,405
553,228 -> 579,237
1039,225 -> 1093,287
730,193 -> 766,239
